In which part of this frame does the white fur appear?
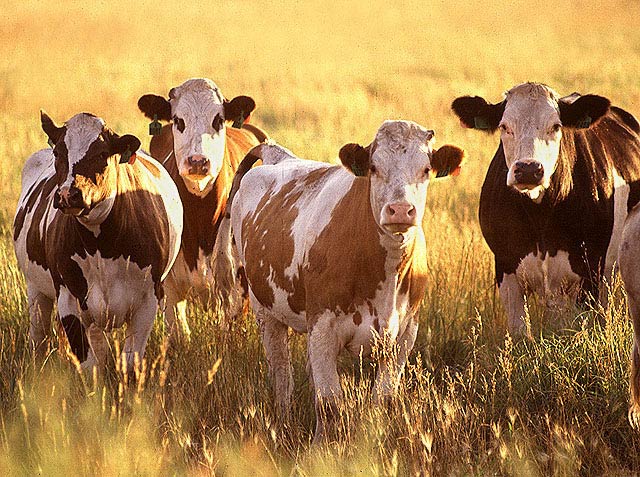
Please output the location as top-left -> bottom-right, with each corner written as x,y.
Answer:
169,78 -> 227,197
501,250 -> 581,333
499,83 -> 563,202
61,114 -> 105,189
605,169 -> 629,279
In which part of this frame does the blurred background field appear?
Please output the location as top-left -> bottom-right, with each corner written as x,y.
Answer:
1,0 -> 640,474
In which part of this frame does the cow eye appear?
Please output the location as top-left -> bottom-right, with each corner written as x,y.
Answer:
423,166 -> 431,176
212,114 -> 224,131
173,116 -> 185,133
499,123 -> 512,134
369,164 -> 377,175
550,123 -> 562,133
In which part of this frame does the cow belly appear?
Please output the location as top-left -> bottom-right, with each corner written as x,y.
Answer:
14,227 -> 54,298
71,252 -> 156,327
249,288 -> 307,333
515,250 -> 581,308
167,249 -> 215,299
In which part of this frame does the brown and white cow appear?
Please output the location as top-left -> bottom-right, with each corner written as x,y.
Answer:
452,83 -> 640,336
13,112 -> 183,370
221,121 -> 464,439
137,78 -> 266,338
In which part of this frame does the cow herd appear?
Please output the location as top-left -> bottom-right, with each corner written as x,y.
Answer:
12,78 -> 640,439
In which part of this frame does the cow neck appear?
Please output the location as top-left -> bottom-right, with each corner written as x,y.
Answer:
166,150 -> 228,270
361,176 -> 421,278
75,162 -> 120,236
360,176 -> 427,316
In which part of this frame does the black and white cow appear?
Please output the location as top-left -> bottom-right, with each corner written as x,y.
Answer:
13,112 -> 183,370
452,82 -> 640,334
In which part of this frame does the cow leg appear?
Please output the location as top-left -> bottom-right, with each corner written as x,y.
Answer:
627,294 -> 640,429
83,323 -> 109,374
56,287 -> 91,365
372,317 -> 419,404
307,314 -> 342,442
123,293 -> 158,374
499,273 -> 528,336
27,285 -> 54,358
164,278 -> 191,343
257,308 -> 293,417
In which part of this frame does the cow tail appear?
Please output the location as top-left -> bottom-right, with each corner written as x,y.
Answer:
212,145 -> 264,321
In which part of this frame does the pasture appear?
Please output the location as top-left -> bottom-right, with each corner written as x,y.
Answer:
1,0 -> 640,474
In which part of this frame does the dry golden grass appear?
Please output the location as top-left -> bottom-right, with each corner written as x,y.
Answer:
1,0 -> 640,474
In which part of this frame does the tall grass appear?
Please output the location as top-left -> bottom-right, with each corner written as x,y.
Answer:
1,0 -> 640,474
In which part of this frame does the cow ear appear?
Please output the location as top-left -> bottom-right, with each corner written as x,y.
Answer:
559,94 -> 610,129
339,143 -> 371,176
40,110 -> 64,145
430,145 -> 465,178
224,95 -> 256,127
108,132 -> 141,163
451,96 -> 505,132
138,94 -> 172,121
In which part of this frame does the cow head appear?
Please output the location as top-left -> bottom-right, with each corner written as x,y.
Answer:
339,120 -> 464,238
41,111 -> 140,216
138,78 -> 255,197
452,82 -> 610,202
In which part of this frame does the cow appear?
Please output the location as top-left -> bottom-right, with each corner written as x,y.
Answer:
137,78 -> 267,339
13,112 -> 183,371
451,82 -> 640,336
219,121 -> 465,440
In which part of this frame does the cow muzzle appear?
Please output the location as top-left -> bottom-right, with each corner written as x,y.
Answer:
381,202 -> 417,233
513,161 -> 544,188
187,155 -> 210,176
54,186 -> 86,215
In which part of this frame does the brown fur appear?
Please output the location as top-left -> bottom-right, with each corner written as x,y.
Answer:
42,159 -> 173,303
304,177 -> 389,322
552,109 -> 640,202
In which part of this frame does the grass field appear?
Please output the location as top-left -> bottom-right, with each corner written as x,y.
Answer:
2,0 -> 640,474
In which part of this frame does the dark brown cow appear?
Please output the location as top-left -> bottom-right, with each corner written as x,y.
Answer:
14,112 -> 183,370
452,82 -> 640,336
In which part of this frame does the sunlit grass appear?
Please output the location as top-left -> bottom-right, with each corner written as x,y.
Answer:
1,0 -> 640,474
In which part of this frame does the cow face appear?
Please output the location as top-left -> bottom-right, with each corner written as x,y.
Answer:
41,112 -> 140,216
452,82 -> 610,202
340,120 -> 464,237
138,78 -> 255,197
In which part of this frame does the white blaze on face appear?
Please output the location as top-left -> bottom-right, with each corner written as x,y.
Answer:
499,83 -> 563,202
370,120 -> 434,237
169,78 -> 227,197
61,114 -> 105,189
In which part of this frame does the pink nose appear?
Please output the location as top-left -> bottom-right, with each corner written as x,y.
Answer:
187,155 -> 209,175
385,202 -> 416,224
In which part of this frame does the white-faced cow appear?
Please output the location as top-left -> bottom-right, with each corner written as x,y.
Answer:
452,82 -> 640,335
221,121 -> 464,439
137,78 -> 267,338
13,112 -> 183,370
